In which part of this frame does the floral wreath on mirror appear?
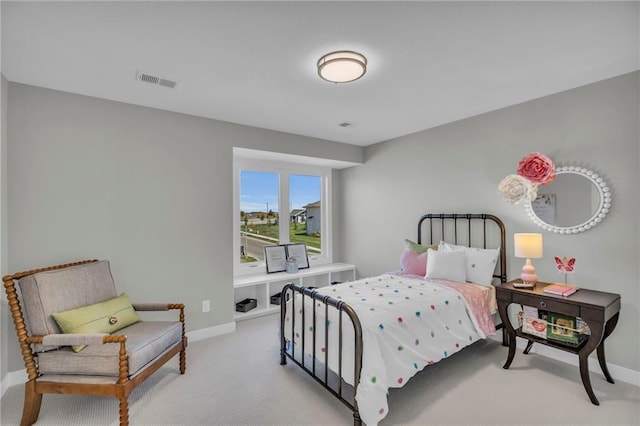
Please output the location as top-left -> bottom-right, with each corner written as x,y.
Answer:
498,152 -> 555,204
499,153 -> 612,234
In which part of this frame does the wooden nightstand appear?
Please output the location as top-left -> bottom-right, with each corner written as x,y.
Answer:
496,279 -> 621,405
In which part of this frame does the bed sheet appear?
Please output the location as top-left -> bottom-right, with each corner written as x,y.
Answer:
394,271 -> 497,315
284,273 -> 495,426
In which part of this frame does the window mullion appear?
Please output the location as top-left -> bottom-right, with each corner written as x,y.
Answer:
280,172 -> 290,244
321,173 -> 330,262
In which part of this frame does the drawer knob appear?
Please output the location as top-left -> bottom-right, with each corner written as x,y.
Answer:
539,301 -> 547,308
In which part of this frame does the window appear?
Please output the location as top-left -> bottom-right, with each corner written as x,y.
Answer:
239,171 -> 280,263
289,174 -> 322,256
234,157 -> 331,274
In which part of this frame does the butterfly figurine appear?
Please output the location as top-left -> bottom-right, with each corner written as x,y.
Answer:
554,256 -> 576,273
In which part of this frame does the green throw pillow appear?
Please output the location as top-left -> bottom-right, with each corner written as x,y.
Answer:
404,239 -> 437,254
52,293 -> 140,352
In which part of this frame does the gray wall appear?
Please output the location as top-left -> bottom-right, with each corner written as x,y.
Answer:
4,83 -> 362,373
339,72 -> 639,372
1,74 -> 8,386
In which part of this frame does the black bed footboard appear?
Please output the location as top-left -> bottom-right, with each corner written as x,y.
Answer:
280,283 -> 364,426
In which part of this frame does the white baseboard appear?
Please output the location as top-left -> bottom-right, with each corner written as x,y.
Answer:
186,321 -> 236,342
489,334 -> 640,387
1,321 -> 237,399
2,368 -> 27,397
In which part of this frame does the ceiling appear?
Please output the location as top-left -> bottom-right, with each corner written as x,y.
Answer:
2,1 -> 638,147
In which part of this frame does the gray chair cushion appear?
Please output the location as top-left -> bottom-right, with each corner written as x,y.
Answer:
18,260 -> 117,351
38,321 -> 182,377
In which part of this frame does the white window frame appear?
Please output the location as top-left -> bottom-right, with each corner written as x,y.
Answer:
233,157 -> 332,275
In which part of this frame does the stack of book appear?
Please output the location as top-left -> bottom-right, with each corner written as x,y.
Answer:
543,283 -> 578,296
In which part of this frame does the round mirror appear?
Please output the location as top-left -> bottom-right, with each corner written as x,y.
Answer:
524,165 -> 612,234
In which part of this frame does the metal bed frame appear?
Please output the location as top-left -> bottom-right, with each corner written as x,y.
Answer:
279,213 -> 507,426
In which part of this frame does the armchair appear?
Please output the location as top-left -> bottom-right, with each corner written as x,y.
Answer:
3,259 -> 187,426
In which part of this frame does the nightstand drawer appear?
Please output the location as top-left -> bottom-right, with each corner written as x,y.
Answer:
512,293 -> 580,317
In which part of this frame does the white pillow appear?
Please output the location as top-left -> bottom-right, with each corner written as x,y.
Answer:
424,249 -> 466,282
438,242 -> 500,286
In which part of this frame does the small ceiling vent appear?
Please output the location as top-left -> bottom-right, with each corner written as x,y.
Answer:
136,71 -> 177,88
338,121 -> 360,128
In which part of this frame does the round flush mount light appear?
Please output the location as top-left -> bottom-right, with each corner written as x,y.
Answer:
317,50 -> 367,83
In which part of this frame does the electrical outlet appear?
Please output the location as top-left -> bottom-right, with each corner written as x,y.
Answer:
202,300 -> 210,312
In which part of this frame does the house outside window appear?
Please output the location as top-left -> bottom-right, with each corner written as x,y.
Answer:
303,201 -> 321,235
290,209 -> 306,224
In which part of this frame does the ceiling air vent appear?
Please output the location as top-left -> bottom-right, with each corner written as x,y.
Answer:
158,78 -> 177,88
136,71 -> 177,89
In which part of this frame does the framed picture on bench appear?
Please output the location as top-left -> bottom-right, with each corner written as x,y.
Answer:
264,245 -> 287,273
285,244 -> 309,269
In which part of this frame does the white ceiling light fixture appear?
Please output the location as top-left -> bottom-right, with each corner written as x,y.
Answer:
317,50 -> 367,83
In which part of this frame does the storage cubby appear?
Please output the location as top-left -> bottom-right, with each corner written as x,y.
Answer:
300,274 -> 328,288
233,263 -> 356,321
269,279 -> 299,306
329,269 -> 355,285
234,285 -> 266,314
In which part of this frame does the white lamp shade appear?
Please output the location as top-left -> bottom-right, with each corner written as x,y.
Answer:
317,51 -> 367,83
514,233 -> 543,259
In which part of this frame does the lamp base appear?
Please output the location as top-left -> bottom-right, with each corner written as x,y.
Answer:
518,258 -> 538,288
513,281 -> 535,289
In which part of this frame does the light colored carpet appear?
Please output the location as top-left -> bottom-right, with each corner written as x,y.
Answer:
1,314 -> 639,425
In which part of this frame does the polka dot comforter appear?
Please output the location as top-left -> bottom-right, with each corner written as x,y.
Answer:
285,273 -> 496,426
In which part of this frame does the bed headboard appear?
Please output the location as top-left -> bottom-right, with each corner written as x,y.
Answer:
417,213 -> 507,284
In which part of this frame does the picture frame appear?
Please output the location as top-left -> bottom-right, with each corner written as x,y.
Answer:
285,243 -> 309,269
264,245 -> 287,273
531,193 -> 556,226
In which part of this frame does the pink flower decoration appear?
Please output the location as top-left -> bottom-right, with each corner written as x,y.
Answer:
498,174 -> 538,204
517,152 -> 556,185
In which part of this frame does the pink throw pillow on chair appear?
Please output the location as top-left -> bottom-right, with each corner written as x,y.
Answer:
400,250 -> 428,276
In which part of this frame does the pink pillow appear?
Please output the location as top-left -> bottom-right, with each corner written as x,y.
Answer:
400,250 -> 428,276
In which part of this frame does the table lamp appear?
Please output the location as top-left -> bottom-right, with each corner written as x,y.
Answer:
514,233 -> 543,288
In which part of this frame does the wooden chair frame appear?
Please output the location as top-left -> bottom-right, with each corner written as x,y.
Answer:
3,259 -> 188,426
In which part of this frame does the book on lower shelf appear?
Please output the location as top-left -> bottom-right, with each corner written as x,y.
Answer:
543,283 -> 578,296
547,312 -> 589,346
